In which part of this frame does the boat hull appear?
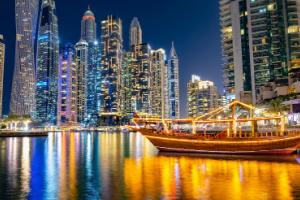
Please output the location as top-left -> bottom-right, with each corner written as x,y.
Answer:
141,131 -> 300,155
156,146 -> 296,155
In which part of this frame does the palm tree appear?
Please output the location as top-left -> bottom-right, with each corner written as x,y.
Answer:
268,98 -> 288,114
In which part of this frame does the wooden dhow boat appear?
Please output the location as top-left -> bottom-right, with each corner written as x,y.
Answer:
133,101 -> 300,155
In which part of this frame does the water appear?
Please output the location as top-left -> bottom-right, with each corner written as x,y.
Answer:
0,132 -> 300,200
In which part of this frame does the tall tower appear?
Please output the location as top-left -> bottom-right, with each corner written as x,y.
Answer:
85,40 -> 100,126
11,0 -> 39,117
220,0 -> 300,103
0,35 -> 5,117
167,42 -> 180,119
57,44 -> 77,126
36,0 -> 59,125
121,52 -> 134,115
130,17 -> 142,47
151,48 -> 167,118
220,0 -> 252,101
100,16 -> 123,118
131,43 -> 152,113
81,6 -> 97,43
75,40 -> 88,124
287,0 -> 300,85
78,7 -> 100,127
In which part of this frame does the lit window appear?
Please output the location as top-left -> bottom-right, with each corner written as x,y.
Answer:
259,8 -> 267,13
267,3 -> 275,11
288,26 -> 299,34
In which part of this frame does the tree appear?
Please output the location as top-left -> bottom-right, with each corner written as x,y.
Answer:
268,98 -> 289,114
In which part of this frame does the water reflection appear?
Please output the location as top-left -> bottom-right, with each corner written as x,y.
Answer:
0,132 -> 299,200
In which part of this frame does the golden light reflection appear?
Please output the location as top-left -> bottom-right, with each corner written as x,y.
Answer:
20,138 -> 30,195
58,131 -> 67,200
69,133 -> 78,199
1,132 -> 299,199
124,155 -> 300,200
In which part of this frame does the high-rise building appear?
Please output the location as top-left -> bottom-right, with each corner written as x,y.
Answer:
287,0 -> 300,85
220,0 -> 300,103
130,17 -> 142,47
36,0 -> 59,125
0,35 -> 5,117
187,75 -> 221,118
81,6 -> 97,43
167,42 -> 180,119
150,48 -> 168,117
220,0 -> 252,102
121,52 -> 134,115
85,40 -> 100,126
100,16 -> 123,117
130,43 -> 152,113
11,0 -> 39,117
75,40 -> 88,124
57,44 -> 77,126
77,7 -> 100,127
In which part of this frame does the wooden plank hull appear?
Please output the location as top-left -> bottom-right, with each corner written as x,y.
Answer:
156,146 -> 296,155
141,131 -> 300,155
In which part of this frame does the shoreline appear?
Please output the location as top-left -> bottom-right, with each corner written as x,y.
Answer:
0,131 -> 48,137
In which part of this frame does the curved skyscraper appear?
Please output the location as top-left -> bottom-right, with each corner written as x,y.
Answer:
36,0 -> 59,124
130,17 -> 142,47
11,0 -> 39,117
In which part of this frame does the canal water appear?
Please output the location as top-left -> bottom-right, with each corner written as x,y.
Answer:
0,132 -> 300,200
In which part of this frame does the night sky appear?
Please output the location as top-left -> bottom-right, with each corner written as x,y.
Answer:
0,0 -> 222,117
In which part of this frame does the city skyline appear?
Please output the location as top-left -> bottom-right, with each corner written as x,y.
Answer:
0,1 -> 300,199
0,0 -> 222,117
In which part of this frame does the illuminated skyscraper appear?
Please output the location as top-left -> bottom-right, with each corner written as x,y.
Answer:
11,0 -> 39,117
187,75 -> 221,118
220,0 -> 300,103
129,18 -> 153,114
57,44 -> 77,126
287,0 -> 300,85
100,16 -> 123,122
167,42 -> 180,119
0,35 -> 5,117
81,6 -> 97,43
36,0 -> 59,125
150,48 -> 168,117
130,43 -> 152,113
121,52 -> 134,115
77,7 -> 100,126
85,40 -> 100,126
75,40 -> 88,124
130,17 -> 142,46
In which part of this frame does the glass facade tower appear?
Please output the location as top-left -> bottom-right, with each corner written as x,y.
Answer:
36,0 -> 59,125
220,0 -> 300,103
75,40 -> 88,124
78,7 -> 100,126
0,35 -> 5,117
167,42 -> 180,119
130,17 -> 142,46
